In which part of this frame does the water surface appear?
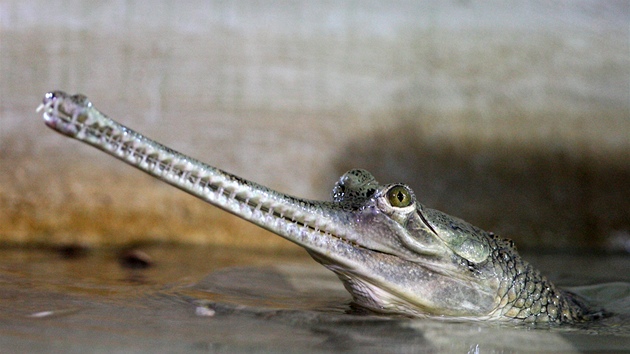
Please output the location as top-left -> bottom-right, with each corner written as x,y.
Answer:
0,246 -> 628,353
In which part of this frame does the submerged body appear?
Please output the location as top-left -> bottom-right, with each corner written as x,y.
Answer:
38,91 -> 604,324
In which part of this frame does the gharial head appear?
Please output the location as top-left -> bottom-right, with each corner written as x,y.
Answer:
307,168 -> 500,319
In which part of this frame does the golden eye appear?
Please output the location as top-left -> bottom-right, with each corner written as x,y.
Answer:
386,185 -> 413,208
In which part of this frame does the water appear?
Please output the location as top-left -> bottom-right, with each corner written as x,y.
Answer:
0,246 -> 628,353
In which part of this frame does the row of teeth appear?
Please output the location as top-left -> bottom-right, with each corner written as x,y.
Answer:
89,129 -> 354,245
36,95 -> 364,250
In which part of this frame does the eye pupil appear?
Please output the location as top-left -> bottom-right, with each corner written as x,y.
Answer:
386,185 -> 413,208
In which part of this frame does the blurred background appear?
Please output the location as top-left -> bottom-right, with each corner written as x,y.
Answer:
1,1 -> 628,251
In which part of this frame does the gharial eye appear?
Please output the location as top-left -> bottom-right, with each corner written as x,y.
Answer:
386,185 -> 413,208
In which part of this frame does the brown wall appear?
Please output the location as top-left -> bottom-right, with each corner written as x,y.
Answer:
1,1 -> 628,250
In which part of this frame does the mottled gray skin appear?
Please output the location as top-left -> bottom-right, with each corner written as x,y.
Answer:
38,91 -> 603,324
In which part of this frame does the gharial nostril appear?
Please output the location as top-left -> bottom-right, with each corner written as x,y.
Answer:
43,90 -> 68,104
71,94 -> 91,107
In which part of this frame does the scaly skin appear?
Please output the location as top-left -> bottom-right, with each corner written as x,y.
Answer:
37,91 -> 604,324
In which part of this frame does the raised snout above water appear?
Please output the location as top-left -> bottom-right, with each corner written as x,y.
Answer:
38,91 -> 605,324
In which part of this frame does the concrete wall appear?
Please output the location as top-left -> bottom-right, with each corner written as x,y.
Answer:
1,1 -> 628,250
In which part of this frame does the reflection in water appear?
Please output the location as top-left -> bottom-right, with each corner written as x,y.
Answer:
0,246 -> 628,352
189,264 -> 630,350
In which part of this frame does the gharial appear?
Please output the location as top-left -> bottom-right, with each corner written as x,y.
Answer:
37,91 -> 605,324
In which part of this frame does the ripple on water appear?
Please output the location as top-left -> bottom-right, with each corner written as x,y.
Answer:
0,246 -> 629,352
